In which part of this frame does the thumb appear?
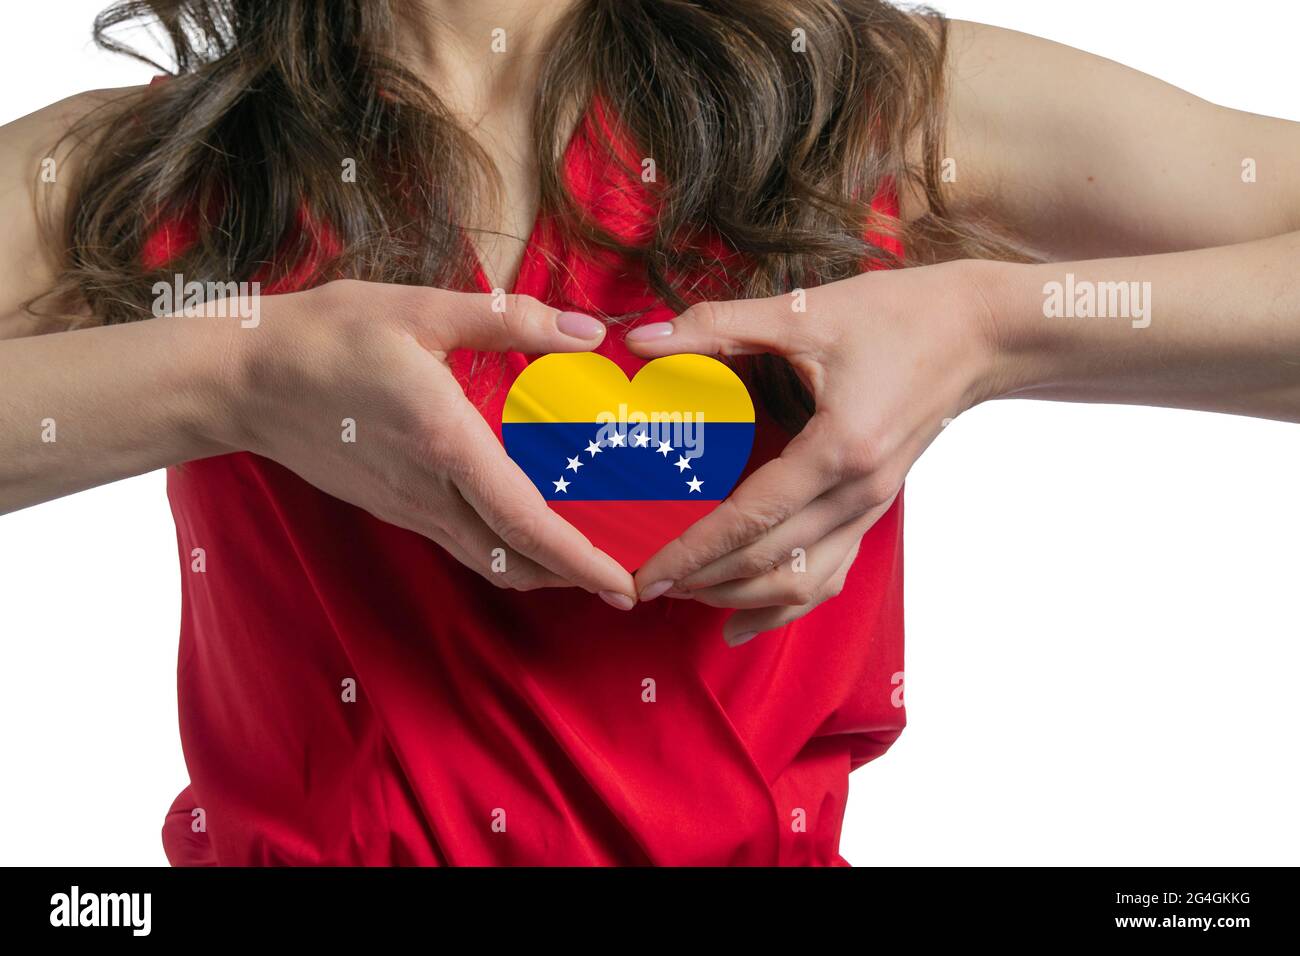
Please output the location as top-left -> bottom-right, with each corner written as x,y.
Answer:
623,297 -> 793,358
431,291 -> 607,354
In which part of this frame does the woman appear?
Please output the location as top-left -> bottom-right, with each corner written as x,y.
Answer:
1,0 -> 1297,865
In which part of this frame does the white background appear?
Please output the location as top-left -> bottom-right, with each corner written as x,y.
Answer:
1,1 -> 1297,866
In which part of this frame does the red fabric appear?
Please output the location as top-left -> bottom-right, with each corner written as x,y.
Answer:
159,99 -> 906,866
548,500 -> 721,572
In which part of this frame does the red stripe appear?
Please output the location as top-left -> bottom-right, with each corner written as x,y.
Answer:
549,499 -> 720,572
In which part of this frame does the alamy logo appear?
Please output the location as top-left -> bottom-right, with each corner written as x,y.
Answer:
152,274 -> 261,328
49,885 -> 151,937
1042,272 -> 1152,329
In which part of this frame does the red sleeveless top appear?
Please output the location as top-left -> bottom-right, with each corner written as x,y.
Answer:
153,97 -> 906,866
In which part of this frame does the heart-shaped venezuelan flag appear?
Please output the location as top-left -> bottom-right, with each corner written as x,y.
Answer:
502,352 -> 756,571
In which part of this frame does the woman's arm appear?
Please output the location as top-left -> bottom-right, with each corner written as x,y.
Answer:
0,94 -> 636,605
627,238 -> 1300,627
0,89 -> 230,509
980,233 -> 1300,421
936,20 -> 1300,258
628,21 -> 1300,635
937,19 -> 1300,416
1,278 -> 638,611
0,315 -> 240,511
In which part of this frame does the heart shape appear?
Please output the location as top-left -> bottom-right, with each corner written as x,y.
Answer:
502,352 -> 756,571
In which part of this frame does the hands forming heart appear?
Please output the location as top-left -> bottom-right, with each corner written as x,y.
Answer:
486,262 -> 997,645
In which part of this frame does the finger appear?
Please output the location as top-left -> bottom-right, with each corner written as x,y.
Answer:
633,414 -> 839,598
449,410 -> 637,606
684,517 -> 861,612
721,539 -> 860,647
407,288 -> 607,355
679,487 -> 896,590
623,295 -> 800,358
724,604 -> 815,647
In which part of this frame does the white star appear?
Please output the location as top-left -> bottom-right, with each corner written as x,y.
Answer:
675,455 -> 692,473
632,430 -> 650,447
566,456 -> 583,472
656,441 -> 672,456
686,477 -> 703,493
553,477 -> 571,493
608,431 -> 625,447
585,440 -> 603,457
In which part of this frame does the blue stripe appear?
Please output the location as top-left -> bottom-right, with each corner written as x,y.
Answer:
502,422 -> 755,501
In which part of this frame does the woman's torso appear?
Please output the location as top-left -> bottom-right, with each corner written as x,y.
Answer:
158,100 -> 906,866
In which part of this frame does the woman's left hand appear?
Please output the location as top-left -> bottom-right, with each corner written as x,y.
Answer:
624,259 -> 1010,645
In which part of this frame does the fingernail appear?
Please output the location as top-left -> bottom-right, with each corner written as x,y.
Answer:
557,311 -> 605,339
639,579 -> 675,601
599,590 -> 635,611
725,630 -> 759,647
626,321 -> 675,342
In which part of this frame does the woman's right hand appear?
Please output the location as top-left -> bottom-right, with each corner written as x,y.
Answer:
217,279 -> 637,608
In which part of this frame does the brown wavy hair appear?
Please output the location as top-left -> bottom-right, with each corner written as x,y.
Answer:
39,0 -> 1022,429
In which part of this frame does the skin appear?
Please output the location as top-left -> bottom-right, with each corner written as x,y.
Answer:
0,2 -> 637,609
394,0 -> 577,287
2,6 -> 1299,641
627,23 -> 1300,641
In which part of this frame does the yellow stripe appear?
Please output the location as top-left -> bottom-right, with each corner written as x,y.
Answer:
503,352 -> 755,423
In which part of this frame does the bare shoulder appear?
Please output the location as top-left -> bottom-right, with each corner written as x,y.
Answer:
0,85 -> 146,208
922,20 -> 1300,257
894,18 -> 1053,223
0,86 -> 149,336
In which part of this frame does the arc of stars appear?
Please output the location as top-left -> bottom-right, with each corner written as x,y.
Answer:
552,428 -> 703,495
